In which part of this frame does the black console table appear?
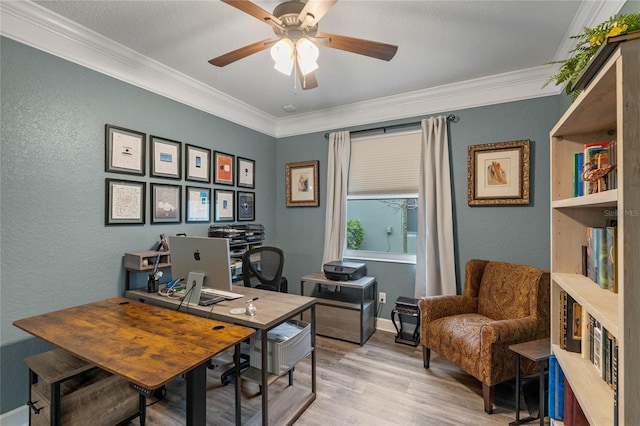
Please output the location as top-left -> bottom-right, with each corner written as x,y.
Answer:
391,297 -> 420,346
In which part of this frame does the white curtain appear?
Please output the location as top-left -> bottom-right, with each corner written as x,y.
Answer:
415,116 -> 456,297
322,131 -> 351,265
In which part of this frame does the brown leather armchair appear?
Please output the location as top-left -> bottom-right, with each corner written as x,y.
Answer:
419,259 -> 550,414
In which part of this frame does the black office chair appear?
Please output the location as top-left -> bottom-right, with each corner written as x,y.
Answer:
220,246 -> 287,385
242,246 -> 288,293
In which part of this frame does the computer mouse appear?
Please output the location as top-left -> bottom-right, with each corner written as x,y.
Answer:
213,325 -> 225,330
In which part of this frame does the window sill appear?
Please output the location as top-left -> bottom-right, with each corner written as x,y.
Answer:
344,251 -> 416,265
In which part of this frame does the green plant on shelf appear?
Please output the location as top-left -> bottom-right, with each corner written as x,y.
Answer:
543,12 -> 640,98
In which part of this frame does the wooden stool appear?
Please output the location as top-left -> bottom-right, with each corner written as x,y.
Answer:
25,348 -> 145,426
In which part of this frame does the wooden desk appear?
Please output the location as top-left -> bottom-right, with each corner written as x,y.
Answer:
127,286 -> 317,426
13,297 -> 254,426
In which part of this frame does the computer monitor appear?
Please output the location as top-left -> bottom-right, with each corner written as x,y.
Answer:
168,236 -> 233,292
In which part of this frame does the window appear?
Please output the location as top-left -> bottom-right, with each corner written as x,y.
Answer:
345,130 -> 421,263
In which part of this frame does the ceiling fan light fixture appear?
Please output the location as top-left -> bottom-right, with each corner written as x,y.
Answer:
271,38 -> 295,75
296,38 -> 319,75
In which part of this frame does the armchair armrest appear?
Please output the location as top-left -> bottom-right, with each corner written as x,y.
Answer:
480,316 -> 547,346
420,295 -> 477,324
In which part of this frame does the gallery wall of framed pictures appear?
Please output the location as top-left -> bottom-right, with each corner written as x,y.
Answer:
104,123 -> 256,226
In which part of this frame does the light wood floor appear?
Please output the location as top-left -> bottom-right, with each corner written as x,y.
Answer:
131,331 -> 546,425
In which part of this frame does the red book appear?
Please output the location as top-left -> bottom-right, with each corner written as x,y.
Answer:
564,377 -> 590,426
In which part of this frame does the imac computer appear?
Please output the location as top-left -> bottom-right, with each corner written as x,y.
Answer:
168,236 -> 238,302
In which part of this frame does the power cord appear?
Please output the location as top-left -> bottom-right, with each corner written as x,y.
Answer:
176,284 -> 195,312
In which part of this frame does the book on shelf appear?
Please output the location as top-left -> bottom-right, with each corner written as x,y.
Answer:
607,226 -> 618,293
559,290 -> 581,353
613,341 -> 619,426
595,150 -> 609,192
593,320 -> 603,375
608,139 -> 618,190
565,292 -> 582,354
573,152 -> 584,197
564,377 -> 589,426
583,141 -> 609,195
560,290 -> 567,350
580,306 -> 590,359
548,354 -> 565,421
586,226 -> 609,289
604,332 -> 615,386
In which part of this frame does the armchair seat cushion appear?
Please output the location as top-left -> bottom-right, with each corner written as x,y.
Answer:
427,313 -> 494,378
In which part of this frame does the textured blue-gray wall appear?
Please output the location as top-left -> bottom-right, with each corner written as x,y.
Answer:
276,95 -> 570,317
0,37 -> 276,413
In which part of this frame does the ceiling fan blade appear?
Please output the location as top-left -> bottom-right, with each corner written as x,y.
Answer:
295,61 -> 319,90
314,32 -> 398,61
221,0 -> 283,28
209,38 -> 277,67
297,0 -> 337,27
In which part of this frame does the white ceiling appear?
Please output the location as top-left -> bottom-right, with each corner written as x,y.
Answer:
0,1 -> 625,137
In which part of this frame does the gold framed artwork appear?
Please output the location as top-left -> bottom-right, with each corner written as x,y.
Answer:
467,139 -> 530,206
286,160 -> 319,207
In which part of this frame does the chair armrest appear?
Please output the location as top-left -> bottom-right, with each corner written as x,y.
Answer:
480,316 -> 547,345
420,295 -> 477,324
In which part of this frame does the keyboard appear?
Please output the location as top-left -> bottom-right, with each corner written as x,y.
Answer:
198,293 -> 225,306
201,288 -> 244,300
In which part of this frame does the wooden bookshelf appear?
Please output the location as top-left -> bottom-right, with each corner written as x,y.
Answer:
549,39 -> 640,426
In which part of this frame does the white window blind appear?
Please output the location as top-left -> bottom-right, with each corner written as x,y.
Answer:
348,130 -> 421,196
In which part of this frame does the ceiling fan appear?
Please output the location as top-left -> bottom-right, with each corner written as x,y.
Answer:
209,0 -> 398,90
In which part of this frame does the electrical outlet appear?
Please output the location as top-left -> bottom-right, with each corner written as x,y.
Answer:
378,292 -> 386,304
386,225 -> 393,234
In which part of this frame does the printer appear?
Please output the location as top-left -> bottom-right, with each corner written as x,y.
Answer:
323,261 -> 367,281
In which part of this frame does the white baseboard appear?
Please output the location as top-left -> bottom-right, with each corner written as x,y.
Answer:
376,317 -> 397,334
0,405 -> 28,426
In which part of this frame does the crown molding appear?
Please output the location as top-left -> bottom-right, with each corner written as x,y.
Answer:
1,0 -> 624,139
0,0 -> 276,136
275,65 -> 562,137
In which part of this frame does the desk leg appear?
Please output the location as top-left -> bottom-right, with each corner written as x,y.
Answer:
261,328 -> 269,426
185,362 -> 207,426
311,304 -> 316,395
234,344 -> 242,426
51,382 -> 61,426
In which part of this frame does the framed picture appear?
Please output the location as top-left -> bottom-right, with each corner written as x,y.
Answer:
286,160 -> 319,207
237,191 -> 255,221
185,144 -> 211,183
213,151 -> 235,186
105,178 -> 145,225
214,189 -> 235,222
105,124 -> 146,175
237,157 -> 255,189
150,183 -> 181,224
150,136 -> 181,179
467,139 -> 530,206
185,186 -> 211,223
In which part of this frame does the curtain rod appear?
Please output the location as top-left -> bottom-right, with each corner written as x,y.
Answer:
323,114 -> 458,140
